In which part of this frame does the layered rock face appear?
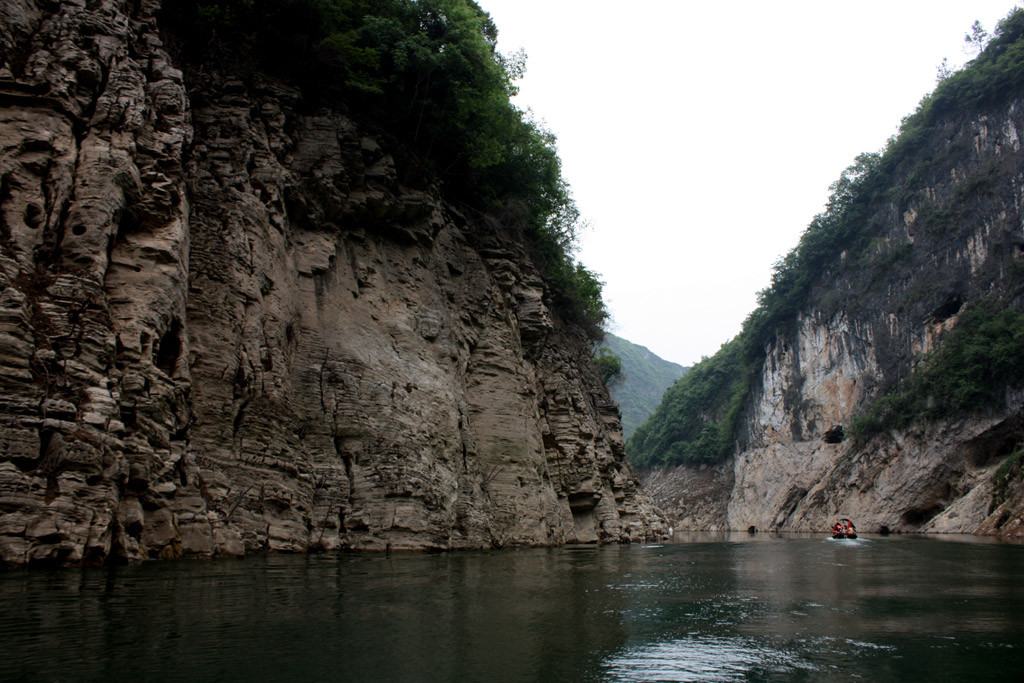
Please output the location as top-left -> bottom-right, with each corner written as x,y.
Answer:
649,98 -> 1024,537
0,0 -> 665,566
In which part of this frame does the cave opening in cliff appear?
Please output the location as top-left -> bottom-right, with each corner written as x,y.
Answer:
929,293 -> 964,323
823,425 -> 845,444
155,320 -> 182,375
900,504 -> 945,527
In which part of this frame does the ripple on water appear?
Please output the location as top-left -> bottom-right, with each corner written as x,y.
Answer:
601,635 -> 815,681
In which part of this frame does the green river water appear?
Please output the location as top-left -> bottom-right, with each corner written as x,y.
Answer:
1,533 -> 1022,681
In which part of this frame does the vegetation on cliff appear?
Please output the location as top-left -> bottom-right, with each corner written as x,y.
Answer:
164,0 -> 607,337
629,8 -> 1024,470
593,347 -> 623,386
849,304 -> 1024,442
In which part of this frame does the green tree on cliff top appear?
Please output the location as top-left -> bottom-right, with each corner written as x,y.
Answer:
172,0 -> 607,336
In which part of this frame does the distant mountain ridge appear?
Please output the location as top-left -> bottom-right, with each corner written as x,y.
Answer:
601,335 -> 688,440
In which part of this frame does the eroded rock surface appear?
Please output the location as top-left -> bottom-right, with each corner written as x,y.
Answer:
0,1 -> 665,566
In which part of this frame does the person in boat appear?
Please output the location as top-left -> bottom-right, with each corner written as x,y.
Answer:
832,520 -> 843,535
844,519 -> 856,535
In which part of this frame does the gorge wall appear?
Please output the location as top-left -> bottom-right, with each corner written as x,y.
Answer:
0,0 -> 666,566
645,54 -> 1024,537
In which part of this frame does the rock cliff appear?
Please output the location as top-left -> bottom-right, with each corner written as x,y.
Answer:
643,37 -> 1024,537
0,0 -> 665,566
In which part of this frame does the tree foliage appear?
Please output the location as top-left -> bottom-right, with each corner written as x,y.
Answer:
593,347 -> 623,386
906,9 -> 1024,137
963,20 -> 990,56
164,0 -> 607,337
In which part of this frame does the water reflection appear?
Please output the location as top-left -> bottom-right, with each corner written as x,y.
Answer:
603,635 -> 812,681
600,536 -> 1024,682
2,537 -> 1023,682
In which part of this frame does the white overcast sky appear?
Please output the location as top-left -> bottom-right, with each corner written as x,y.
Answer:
476,0 -> 1021,367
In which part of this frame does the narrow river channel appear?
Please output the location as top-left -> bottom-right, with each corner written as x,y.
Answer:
2,533 -> 1022,681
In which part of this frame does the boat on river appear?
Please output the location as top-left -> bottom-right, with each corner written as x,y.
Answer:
831,518 -> 858,539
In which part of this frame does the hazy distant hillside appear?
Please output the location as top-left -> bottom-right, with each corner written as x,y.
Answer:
602,335 -> 688,439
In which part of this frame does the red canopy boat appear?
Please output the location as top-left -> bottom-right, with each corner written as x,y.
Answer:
831,518 -> 857,539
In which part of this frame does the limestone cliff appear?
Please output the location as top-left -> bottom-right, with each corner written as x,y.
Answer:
642,24 -> 1024,537
0,0 -> 665,566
